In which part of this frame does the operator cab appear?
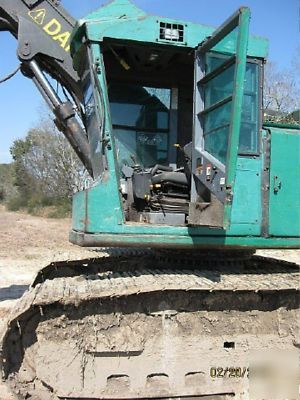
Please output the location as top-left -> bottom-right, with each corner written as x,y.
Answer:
90,37 -> 261,227
77,6 -> 262,229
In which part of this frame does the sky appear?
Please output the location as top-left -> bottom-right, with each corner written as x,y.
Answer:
0,0 -> 299,163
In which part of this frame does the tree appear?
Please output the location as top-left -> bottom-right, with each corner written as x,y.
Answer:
10,135 -> 37,201
9,116 -> 90,211
263,61 -> 299,115
292,46 -> 300,92
0,164 -> 17,202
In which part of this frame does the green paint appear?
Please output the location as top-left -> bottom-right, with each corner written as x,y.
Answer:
230,157 -> 261,230
224,8 -> 250,228
71,0 -> 268,59
70,231 -> 300,249
268,128 -> 300,237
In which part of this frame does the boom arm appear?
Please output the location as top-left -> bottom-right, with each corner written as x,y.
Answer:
0,0 -> 93,175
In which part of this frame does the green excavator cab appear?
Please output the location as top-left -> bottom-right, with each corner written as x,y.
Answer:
69,0 -> 299,249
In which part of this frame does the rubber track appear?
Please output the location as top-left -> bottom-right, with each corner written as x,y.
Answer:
3,257 -> 299,333
31,253 -> 299,286
0,254 -> 299,399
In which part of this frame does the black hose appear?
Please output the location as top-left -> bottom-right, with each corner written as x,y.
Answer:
0,65 -> 20,84
150,164 -> 173,176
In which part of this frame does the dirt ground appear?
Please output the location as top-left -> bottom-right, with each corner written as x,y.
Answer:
0,205 -> 102,399
0,205 -> 299,399
0,205 -> 101,327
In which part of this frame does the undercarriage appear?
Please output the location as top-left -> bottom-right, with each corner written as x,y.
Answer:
1,252 -> 299,399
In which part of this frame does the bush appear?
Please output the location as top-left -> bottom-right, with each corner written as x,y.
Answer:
6,195 -> 27,211
26,194 -> 54,214
47,199 -> 72,218
6,192 -> 72,218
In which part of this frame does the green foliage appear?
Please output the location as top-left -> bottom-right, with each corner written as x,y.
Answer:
6,117 -> 87,218
24,196 -> 72,218
47,198 -> 72,218
6,194 -> 26,211
0,163 -> 17,203
26,194 -> 55,213
10,136 -> 35,199
7,192 -> 72,218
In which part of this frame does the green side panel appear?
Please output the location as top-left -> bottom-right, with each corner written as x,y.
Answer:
230,157 -> 261,232
269,128 -> 300,237
72,171 -> 124,233
72,0 -> 268,59
72,190 -> 86,232
85,174 -> 124,232
72,155 -> 261,237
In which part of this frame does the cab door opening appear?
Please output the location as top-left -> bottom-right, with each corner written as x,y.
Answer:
101,8 -> 253,228
103,41 -> 194,225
